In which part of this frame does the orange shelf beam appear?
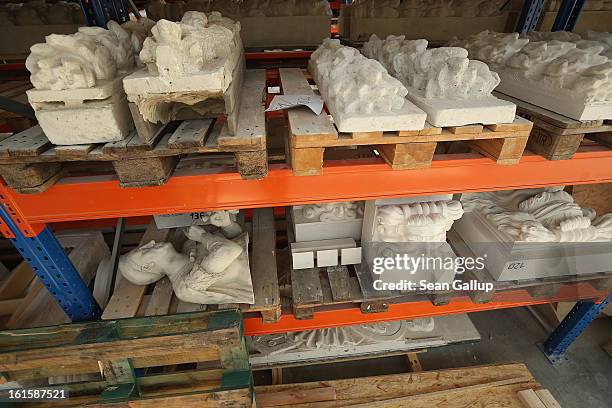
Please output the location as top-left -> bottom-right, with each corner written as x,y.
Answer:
6,147 -> 612,224
243,283 -> 606,336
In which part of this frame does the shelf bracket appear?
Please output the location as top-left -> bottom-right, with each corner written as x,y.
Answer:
0,204 -> 101,321
539,293 -> 610,365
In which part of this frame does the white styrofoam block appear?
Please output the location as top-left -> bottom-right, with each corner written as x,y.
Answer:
33,92 -> 132,145
291,238 -> 356,253
316,249 -> 339,267
341,247 -> 362,265
495,73 -> 612,121
406,93 -> 516,127
292,252 -> 315,270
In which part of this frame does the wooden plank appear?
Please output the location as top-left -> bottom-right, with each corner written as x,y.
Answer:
144,277 -> 173,316
0,262 -> 35,300
290,146 -> 324,176
486,116 -> 533,132
102,131 -> 138,154
256,363 -> 537,408
517,389 -> 547,408
291,268 -> 323,306
449,124 -> 483,134
377,142 -> 436,170
279,68 -> 338,143
406,352 -> 423,372
249,208 -> 281,315
218,69 -> 267,150
534,389 -> 562,408
326,265 -> 352,302
167,119 -> 214,148
257,387 -> 337,407
51,143 -> 97,159
0,125 -> 52,157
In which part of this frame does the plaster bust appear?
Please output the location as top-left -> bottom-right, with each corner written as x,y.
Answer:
119,225 -> 253,304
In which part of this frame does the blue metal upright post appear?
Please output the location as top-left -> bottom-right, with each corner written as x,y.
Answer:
539,293 -> 611,364
78,0 -> 131,28
515,0 -> 546,34
0,205 -> 101,322
552,0 -> 585,31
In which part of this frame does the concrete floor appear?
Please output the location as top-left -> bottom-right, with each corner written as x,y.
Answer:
255,307 -> 612,408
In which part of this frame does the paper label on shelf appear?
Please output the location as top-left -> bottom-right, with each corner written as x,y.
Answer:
265,95 -> 324,115
154,212 -> 212,229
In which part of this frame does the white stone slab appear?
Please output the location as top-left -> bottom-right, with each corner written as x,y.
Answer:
32,92 -> 132,145
292,252 -> 315,270
495,74 -> 612,121
406,93 -> 516,127
317,249 -> 339,267
26,76 -> 125,105
341,247 -> 362,265
291,238 -> 356,253
327,98 -> 427,133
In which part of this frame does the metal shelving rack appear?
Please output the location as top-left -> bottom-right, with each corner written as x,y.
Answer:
0,0 -> 608,364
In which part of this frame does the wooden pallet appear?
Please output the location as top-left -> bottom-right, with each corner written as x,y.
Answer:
279,68 -> 533,176
254,363 -> 547,407
0,309 -> 254,407
447,230 -> 612,304
0,70 -> 267,193
495,92 -> 612,160
101,208 -> 281,324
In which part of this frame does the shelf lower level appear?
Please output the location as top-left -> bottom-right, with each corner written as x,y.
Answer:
242,283 -> 606,336
5,146 -> 612,225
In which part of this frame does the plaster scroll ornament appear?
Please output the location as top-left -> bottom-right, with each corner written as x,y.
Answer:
25,19 -> 149,91
302,201 -> 364,222
249,318 -> 435,355
138,11 -> 241,80
119,225 -> 254,304
373,200 -> 464,242
451,30 -> 612,120
309,39 -> 426,131
190,210 -> 243,239
461,188 -> 612,243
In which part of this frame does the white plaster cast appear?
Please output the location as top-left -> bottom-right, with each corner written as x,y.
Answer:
454,187 -> 612,280
364,34 -> 516,126
373,200 -> 465,242
453,30 -> 612,120
24,20 -> 151,144
302,201 -> 364,222
123,11 -> 243,124
119,225 -> 254,304
309,38 -> 426,132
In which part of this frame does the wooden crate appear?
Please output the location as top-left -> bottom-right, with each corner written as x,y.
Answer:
254,363 -> 548,407
0,70 -> 267,193
0,309 -> 253,407
447,230 -> 612,304
101,208 -> 281,324
279,68 -> 533,176
495,92 -> 612,160
0,232 -> 109,330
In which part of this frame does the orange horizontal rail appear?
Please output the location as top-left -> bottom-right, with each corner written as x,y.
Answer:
6,147 -> 612,224
243,283 -> 606,336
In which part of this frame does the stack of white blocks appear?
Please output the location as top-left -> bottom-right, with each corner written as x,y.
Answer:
290,205 -> 363,270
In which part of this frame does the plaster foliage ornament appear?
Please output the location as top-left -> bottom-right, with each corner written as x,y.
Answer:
455,187 -> 612,280
193,210 -> 243,238
309,39 -> 425,132
24,20 -> 150,145
119,225 -> 254,304
363,34 -> 515,126
302,202 -> 364,222
452,30 -> 612,120
123,11 -> 244,125
373,200 -> 464,242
